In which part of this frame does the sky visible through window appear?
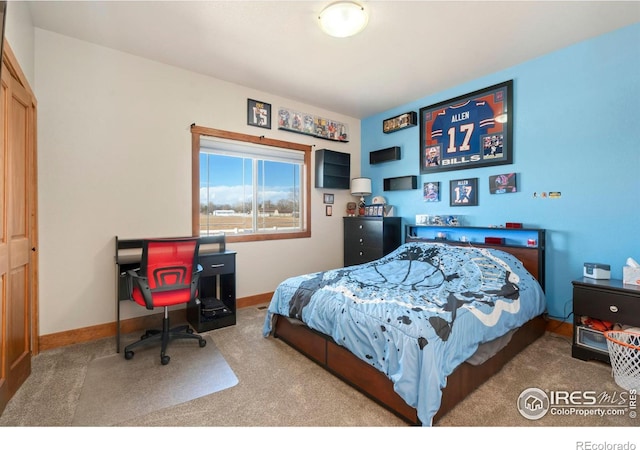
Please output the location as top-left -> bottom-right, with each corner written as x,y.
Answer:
200,153 -> 300,213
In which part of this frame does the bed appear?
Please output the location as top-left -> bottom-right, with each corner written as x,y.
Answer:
262,239 -> 547,426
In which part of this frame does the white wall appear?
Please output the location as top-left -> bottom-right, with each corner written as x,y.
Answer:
34,28 -> 361,335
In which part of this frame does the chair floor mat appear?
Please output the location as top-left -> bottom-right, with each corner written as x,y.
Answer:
72,335 -> 238,425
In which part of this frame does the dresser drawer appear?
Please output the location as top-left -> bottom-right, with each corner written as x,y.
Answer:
199,253 -> 235,277
573,286 -> 640,325
345,219 -> 382,239
345,247 -> 384,266
347,234 -> 384,252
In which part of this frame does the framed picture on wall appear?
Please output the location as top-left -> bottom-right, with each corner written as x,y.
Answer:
450,178 -> 478,206
420,80 -> 513,174
247,99 -> 271,129
423,182 -> 440,202
489,173 -> 517,194
278,107 -> 349,142
383,111 -> 417,133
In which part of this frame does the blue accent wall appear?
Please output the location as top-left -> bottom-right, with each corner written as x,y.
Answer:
361,23 -> 640,322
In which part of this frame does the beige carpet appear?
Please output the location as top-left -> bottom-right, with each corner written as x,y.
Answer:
436,332 -> 638,427
72,335 -> 237,426
1,306 -> 638,433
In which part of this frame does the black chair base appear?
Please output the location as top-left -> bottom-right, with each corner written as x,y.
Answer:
124,307 -> 206,365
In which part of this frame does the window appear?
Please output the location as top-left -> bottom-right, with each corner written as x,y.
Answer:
191,126 -> 311,242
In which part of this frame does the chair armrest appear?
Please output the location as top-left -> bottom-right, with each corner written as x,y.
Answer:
190,264 -> 203,299
126,269 -> 154,310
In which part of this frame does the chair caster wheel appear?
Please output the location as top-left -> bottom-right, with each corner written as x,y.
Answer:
125,350 -> 134,360
187,328 -> 194,334
199,339 -> 207,348
161,355 -> 170,365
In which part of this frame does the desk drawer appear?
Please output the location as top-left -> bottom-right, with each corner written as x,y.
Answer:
199,253 -> 235,276
574,286 -> 640,325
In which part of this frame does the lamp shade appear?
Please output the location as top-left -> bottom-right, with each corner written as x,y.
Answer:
351,177 -> 372,196
318,1 -> 368,38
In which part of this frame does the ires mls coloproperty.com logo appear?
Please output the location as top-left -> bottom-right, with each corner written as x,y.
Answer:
517,387 -> 637,420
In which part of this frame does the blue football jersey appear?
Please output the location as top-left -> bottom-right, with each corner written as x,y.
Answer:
431,100 -> 495,157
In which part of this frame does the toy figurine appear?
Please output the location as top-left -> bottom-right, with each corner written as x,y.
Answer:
346,202 -> 357,216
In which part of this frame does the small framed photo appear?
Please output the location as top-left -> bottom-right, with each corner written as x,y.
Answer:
423,182 -> 440,202
364,205 -> 383,217
247,99 -> 271,129
323,193 -> 334,204
325,205 -> 333,216
450,178 -> 478,206
489,173 -> 517,194
383,111 -> 417,134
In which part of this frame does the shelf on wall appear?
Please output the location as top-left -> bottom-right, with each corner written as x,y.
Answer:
315,149 -> 350,189
406,224 -> 545,249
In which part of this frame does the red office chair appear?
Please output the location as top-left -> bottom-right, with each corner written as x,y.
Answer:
124,237 -> 206,365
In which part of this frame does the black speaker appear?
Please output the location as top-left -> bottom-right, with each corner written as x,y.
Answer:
369,146 -> 401,165
383,175 -> 418,191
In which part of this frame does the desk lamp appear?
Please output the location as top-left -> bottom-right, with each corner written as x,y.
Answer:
351,177 -> 371,216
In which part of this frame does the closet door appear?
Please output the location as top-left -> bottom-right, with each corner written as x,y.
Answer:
0,44 -> 37,415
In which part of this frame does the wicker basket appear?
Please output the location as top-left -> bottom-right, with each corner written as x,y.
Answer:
603,330 -> 640,391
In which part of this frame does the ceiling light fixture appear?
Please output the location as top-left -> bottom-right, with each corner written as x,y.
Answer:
318,1 -> 368,38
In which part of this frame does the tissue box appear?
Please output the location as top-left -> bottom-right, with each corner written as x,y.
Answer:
623,266 -> 640,286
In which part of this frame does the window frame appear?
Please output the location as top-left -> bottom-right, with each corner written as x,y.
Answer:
191,125 -> 312,242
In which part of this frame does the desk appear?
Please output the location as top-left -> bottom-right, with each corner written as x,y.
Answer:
115,235 -> 237,352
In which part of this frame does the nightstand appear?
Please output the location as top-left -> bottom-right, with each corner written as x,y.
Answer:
572,278 -> 640,363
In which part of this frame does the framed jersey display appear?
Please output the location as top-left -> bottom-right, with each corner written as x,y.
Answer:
420,80 -> 513,174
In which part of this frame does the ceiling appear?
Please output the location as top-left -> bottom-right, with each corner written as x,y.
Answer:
27,1 -> 640,119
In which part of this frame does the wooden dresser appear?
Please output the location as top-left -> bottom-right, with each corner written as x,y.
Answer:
343,216 -> 402,267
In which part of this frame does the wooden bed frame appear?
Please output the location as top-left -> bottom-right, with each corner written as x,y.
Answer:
271,239 -> 547,425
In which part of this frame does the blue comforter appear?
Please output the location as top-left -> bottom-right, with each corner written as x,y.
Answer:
262,242 -> 546,425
